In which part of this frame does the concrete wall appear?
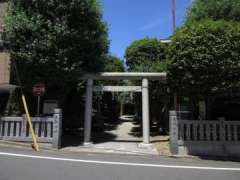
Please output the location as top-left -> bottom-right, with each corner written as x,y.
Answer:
0,2 -> 10,84
0,52 -> 10,84
170,111 -> 240,157
0,1 -> 10,84
177,141 -> 240,157
0,2 -> 8,31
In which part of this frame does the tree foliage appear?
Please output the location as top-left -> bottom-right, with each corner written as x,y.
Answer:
124,38 -> 169,131
168,19 -> 240,98
125,38 -> 167,72
103,55 -> 124,72
187,0 -> 240,22
4,0 -> 109,95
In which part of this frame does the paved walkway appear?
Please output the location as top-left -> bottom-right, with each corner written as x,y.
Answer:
61,116 -> 159,155
93,121 -> 158,155
91,116 -> 158,155
100,119 -> 142,141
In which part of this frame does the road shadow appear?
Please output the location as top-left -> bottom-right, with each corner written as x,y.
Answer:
61,133 -> 83,148
196,155 -> 240,163
61,115 -> 166,148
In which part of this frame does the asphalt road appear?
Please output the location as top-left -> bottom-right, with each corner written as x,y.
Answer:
0,146 -> 240,180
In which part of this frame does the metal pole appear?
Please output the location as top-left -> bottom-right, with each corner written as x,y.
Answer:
37,96 -> 40,117
172,0 -> 176,32
22,95 -> 39,151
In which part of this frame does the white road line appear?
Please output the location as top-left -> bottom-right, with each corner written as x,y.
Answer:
0,151 -> 239,171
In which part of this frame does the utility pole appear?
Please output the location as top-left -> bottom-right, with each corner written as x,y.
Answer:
172,0 -> 176,32
172,0 -> 178,111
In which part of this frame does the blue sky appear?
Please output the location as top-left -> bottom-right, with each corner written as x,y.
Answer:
101,0 -> 193,58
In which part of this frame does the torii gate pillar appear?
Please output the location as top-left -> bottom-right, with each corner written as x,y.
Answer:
83,79 -> 93,145
142,78 -> 150,144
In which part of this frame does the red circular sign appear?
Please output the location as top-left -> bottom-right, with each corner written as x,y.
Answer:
32,83 -> 46,97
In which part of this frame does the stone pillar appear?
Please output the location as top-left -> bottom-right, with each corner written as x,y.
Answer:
21,114 -> 27,137
53,109 -> 62,149
219,117 -> 226,142
169,111 -> 179,155
83,79 -> 93,145
142,78 -> 150,144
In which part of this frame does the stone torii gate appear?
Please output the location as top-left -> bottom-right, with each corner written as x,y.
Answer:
81,72 -> 166,147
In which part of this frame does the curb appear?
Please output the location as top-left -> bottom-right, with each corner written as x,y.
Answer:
0,140 -> 54,152
1,141 -> 239,162
0,140 -> 159,156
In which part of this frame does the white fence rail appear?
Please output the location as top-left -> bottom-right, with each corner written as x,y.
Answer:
170,111 -> 240,157
0,109 -> 62,149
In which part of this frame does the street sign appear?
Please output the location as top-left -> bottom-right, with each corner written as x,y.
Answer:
32,82 -> 46,97
32,82 -> 46,117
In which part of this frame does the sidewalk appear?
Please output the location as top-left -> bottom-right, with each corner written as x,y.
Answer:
0,140 -> 158,156
0,135 -> 171,156
0,117 -> 171,156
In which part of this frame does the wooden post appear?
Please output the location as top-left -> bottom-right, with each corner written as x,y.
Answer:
170,111 -> 179,155
53,109 -> 62,149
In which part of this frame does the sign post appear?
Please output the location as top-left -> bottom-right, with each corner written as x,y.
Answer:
32,82 -> 46,117
37,96 -> 40,116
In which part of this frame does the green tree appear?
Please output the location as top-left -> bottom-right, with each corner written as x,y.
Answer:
103,55 -> 124,72
125,38 -> 167,72
168,19 -> 240,105
4,0 -> 109,100
124,38 -> 169,133
187,0 -> 240,22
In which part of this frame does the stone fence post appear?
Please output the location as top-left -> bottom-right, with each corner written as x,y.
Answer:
22,114 -> 27,137
53,109 -> 62,149
218,117 -> 226,142
169,111 -> 179,155
0,116 -> 2,139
